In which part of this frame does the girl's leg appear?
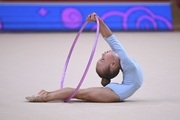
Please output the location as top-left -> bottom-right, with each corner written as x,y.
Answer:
74,87 -> 120,102
26,87 -> 75,102
44,87 -> 75,101
37,89 -> 62,95
26,87 -> 120,102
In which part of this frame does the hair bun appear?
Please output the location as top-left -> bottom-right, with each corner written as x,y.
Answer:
101,78 -> 111,87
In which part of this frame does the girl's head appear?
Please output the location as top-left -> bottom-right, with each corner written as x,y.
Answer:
96,50 -> 121,85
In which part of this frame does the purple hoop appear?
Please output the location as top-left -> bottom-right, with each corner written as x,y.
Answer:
60,16 -> 100,102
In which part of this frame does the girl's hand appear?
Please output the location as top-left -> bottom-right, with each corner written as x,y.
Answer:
86,12 -> 98,22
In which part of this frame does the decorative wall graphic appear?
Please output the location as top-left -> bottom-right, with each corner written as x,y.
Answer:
0,3 -> 173,31
92,6 -> 173,30
61,8 -> 83,29
0,20 -> 2,30
39,8 -> 48,16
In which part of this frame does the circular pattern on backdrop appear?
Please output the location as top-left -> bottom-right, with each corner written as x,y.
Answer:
0,20 -> 2,30
61,8 -> 83,29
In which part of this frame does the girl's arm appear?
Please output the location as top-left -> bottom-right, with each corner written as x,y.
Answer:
87,13 -> 132,65
86,13 -> 112,38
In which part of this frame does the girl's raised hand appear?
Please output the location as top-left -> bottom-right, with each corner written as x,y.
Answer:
86,12 -> 98,22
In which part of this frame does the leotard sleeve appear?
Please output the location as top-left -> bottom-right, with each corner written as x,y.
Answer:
104,34 -> 134,71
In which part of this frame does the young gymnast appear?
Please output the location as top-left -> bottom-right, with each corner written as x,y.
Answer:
26,12 -> 143,102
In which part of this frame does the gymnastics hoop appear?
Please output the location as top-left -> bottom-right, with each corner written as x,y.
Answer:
60,16 -> 100,102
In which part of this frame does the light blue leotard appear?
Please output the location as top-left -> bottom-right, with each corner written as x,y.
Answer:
104,34 -> 144,101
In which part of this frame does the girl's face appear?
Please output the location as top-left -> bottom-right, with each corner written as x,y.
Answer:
98,50 -> 115,65
96,50 -> 117,74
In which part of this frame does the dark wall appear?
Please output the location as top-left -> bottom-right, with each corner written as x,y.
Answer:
1,0 -> 170,2
177,0 -> 180,7
172,0 -> 180,30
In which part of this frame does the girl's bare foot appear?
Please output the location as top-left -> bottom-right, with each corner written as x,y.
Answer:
26,90 -> 47,102
38,90 -> 47,96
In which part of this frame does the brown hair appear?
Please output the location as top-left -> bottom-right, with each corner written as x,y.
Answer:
96,63 -> 120,80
